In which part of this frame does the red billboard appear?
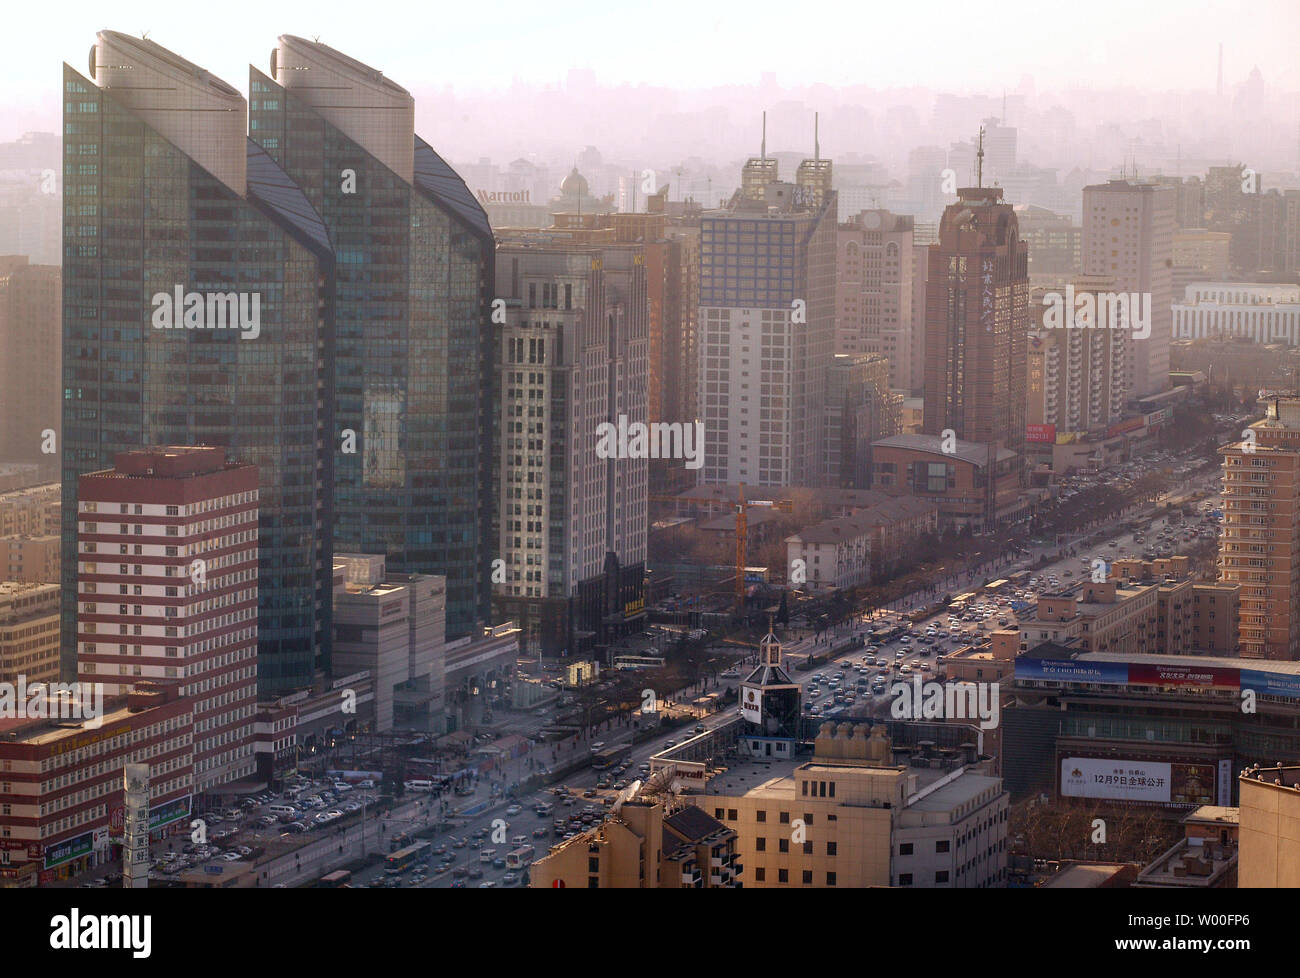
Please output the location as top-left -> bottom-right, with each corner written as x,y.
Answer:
1128,662 -> 1239,690
1026,424 -> 1056,444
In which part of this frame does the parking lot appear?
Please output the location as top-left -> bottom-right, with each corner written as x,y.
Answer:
146,777 -> 385,884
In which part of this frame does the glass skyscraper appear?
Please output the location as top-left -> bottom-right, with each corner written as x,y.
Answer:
248,36 -> 494,637
61,32 -> 335,693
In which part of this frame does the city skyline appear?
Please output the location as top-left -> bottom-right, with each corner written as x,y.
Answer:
2,2 -> 1300,909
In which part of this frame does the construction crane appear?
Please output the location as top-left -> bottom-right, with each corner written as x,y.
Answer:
651,483 -> 793,612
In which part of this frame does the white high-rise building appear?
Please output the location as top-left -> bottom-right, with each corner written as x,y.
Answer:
494,223 -> 649,657
1081,179 -> 1175,397
699,159 -> 838,488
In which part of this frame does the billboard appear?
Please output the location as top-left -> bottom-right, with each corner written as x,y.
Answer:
1240,669 -> 1300,700
1026,423 -> 1057,444
1060,757 -> 1218,806
741,686 -> 763,724
1128,662 -> 1238,690
1016,657 -> 1129,686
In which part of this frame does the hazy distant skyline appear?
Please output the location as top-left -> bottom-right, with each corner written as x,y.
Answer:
2,0 -> 1298,142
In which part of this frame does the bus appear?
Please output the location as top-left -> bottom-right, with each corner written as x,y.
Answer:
591,744 -> 631,770
505,845 -> 535,869
317,870 -> 352,888
384,841 -> 431,874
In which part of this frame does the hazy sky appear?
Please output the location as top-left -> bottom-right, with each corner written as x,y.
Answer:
2,0 -> 1297,139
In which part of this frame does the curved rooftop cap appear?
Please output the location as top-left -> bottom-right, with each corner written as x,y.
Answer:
560,167 -> 590,198
91,31 -> 246,196
272,35 -> 414,183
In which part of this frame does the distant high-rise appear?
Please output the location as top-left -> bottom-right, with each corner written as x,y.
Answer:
492,217 -> 649,657
1220,397 -> 1300,661
77,446 -> 259,791
835,210 -> 914,389
0,257 -> 59,472
249,36 -> 496,640
61,32 -> 335,693
922,187 -> 1030,456
1081,179 -> 1175,398
1013,205 -> 1080,280
699,155 -> 838,488
981,117 -> 1017,185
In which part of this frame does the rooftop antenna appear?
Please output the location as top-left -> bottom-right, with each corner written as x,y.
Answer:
761,111 -> 767,162
976,125 -> 986,188
814,111 -> 820,162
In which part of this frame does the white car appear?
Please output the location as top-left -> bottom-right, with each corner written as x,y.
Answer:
505,804 -> 522,816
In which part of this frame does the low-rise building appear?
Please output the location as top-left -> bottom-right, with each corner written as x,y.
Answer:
870,433 -> 1027,530
1,534 -> 58,584
332,554 -> 447,733
784,497 -> 939,590
703,720 -> 1008,888
0,581 -> 59,686
530,792 -> 741,888
1134,805 -> 1238,887
0,483 -> 59,538
0,682 -> 194,886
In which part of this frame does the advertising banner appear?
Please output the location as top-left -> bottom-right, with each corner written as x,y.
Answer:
1026,423 -> 1057,443
1015,657 -> 1129,686
1240,669 -> 1300,700
1060,756 -> 1218,806
1128,662 -> 1239,690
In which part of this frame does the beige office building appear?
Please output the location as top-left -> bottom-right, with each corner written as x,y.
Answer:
1016,574 -> 1237,657
1081,180 -> 1175,397
0,483 -> 59,538
1238,763 -> 1300,887
835,210 -> 914,388
530,797 -> 740,888
0,581 -> 60,686
703,722 -> 1007,888
332,555 -> 447,733
2,534 -> 59,584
